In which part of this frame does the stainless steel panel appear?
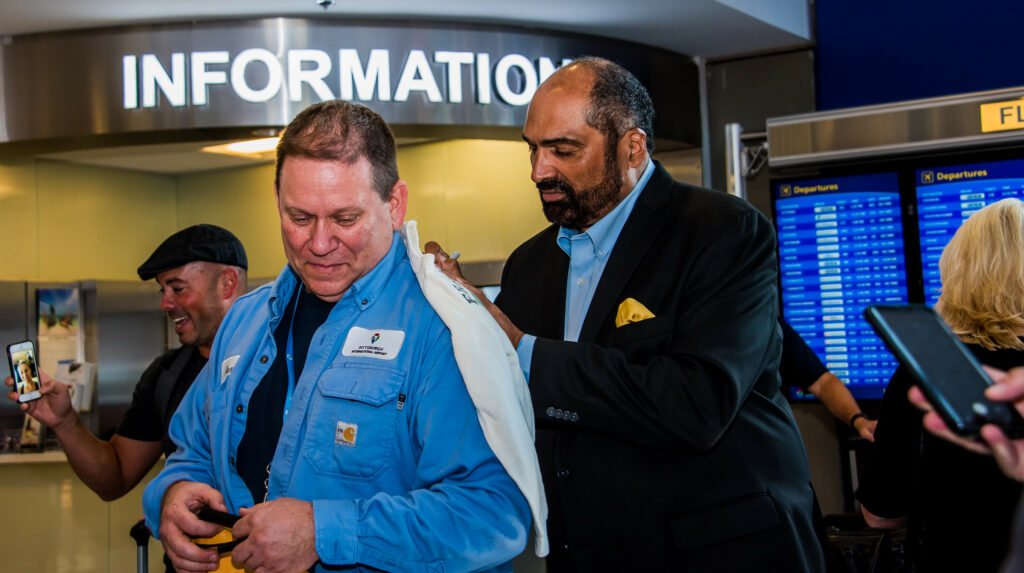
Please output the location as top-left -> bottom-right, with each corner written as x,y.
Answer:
0,281 -> 27,420
0,18 -> 700,151
92,280 -> 167,406
768,85 -> 1024,167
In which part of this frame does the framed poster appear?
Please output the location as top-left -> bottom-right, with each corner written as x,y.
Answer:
36,287 -> 83,376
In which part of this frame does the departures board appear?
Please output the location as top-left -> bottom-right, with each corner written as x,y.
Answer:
916,158 -> 1024,306
773,172 -> 910,400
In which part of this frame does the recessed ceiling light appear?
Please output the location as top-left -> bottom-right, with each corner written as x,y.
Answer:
202,137 -> 279,157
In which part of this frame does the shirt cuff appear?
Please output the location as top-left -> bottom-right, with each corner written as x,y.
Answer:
313,498 -> 358,565
516,334 -> 536,383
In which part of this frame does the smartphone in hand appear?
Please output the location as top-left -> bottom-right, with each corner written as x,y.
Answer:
7,340 -> 41,403
865,304 -> 1024,439
197,506 -> 240,528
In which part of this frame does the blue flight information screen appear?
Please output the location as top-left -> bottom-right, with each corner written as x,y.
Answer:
916,158 -> 1024,305
774,173 -> 909,400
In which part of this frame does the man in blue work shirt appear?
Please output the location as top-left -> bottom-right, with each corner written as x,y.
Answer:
143,100 -> 531,573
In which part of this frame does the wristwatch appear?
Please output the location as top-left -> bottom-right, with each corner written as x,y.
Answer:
849,412 -> 868,427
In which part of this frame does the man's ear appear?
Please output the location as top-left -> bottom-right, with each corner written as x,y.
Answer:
218,266 -> 240,300
624,128 -> 648,168
388,181 -> 409,231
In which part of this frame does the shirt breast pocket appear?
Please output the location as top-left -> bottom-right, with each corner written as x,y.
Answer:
302,363 -> 404,480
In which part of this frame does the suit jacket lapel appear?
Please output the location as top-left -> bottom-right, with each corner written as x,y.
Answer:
579,162 -> 674,342
540,238 -> 570,339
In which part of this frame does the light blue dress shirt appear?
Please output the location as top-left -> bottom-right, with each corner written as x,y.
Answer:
516,159 -> 655,378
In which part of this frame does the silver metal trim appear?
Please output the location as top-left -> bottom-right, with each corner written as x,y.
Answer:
724,122 -> 745,198
767,85 -> 1024,126
0,17 -> 699,153
769,131 -> 1024,169
766,84 -> 1024,167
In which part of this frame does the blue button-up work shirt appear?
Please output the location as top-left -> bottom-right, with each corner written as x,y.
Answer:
143,232 -> 530,572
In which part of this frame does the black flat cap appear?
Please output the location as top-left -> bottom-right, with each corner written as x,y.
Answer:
137,224 -> 248,280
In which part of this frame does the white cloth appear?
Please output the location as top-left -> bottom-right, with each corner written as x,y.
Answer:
401,221 -> 549,557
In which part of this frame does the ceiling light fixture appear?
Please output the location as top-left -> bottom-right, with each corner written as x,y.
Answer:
202,137 -> 279,157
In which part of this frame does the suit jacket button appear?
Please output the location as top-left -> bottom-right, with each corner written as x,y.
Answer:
570,412 -> 579,422
546,407 -> 555,417
259,355 -> 269,364
556,468 -> 570,479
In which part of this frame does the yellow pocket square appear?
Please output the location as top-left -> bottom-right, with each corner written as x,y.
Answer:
615,298 -> 655,327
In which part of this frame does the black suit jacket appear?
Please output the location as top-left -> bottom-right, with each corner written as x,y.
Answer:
497,162 -> 825,572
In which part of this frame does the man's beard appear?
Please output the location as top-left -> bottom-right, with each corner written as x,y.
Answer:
538,149 -> 623,231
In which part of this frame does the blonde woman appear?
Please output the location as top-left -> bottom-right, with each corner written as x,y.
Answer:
857,198 -> 1024,572
15,359 -> 37,393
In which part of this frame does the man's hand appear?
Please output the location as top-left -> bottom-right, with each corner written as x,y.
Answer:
852,416 -> 878,442
159,481 -> 229,572
908,365 -> 1024,482
5,370 -> 75,429
423,241 -> 525,348
231,498 -> 318,573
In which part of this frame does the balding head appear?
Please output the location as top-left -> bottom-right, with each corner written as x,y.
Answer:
541,57 -> 655,155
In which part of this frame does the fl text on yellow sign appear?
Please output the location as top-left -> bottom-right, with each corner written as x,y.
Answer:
980,99 -> 1024,133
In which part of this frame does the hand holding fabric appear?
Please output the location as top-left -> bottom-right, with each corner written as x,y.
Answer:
424,241 -> 525,348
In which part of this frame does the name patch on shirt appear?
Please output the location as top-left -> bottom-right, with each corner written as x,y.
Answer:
220,355 -> 240,384
342,327 -> 405,360
335,421 -> 358,447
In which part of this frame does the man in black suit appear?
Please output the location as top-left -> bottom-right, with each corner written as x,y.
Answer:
429,56 -> 824,571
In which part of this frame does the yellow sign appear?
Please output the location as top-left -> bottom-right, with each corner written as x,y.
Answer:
980,99 -> 1024,132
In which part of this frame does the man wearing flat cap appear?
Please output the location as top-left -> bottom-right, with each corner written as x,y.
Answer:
6,223 -> 248,503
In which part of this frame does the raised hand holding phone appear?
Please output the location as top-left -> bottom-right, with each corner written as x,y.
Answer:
7,340 -> 41,403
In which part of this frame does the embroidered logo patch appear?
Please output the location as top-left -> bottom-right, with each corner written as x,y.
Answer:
335,421 -> 358,447
342,327 -> 405,360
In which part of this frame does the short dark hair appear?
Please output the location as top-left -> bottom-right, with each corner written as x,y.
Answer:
573,56 -> 655,154
275,100 -> 399,201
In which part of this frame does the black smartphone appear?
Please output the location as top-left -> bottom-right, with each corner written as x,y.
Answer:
197,506 -> 241,528
7,340 -> 41,403
865,304 -> 1024,438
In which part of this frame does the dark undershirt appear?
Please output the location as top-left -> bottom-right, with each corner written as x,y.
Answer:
236,286 -> 336,504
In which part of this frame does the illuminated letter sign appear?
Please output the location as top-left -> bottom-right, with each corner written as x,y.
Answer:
122,48 -> 573,110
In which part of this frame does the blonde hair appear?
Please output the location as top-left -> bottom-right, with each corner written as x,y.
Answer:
936,198 -> 1024,350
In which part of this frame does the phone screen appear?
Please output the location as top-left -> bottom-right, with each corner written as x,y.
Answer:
7,341 -> 41,403
865,305 -> 1024,437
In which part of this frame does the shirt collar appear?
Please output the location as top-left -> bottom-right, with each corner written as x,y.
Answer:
557,159 -> 655,258
268,230 -> 405,317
